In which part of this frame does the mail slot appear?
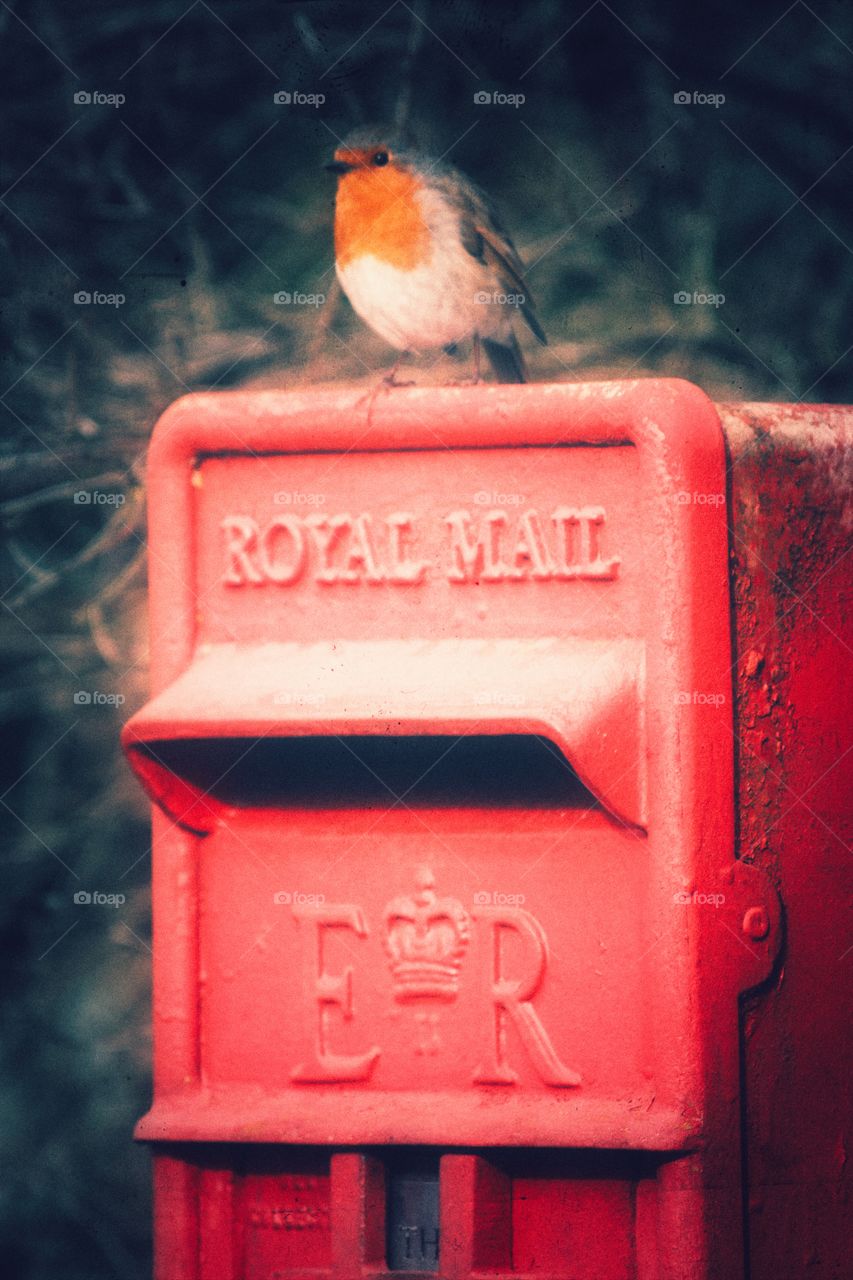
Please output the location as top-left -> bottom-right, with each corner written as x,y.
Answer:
123,381 -> 786,1279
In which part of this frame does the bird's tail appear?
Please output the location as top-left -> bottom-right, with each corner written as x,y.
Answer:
483,333 -> 528,383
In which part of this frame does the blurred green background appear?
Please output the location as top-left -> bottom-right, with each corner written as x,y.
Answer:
1,1 -> 851,1275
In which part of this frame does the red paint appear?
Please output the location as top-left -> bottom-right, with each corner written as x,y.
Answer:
122,382 -> 849,1279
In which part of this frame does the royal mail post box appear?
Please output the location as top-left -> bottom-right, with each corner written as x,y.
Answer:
122,381 -> 846,1280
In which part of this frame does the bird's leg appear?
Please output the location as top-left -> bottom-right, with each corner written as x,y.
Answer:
382,355 -> 416,388
357,354 -> 416,426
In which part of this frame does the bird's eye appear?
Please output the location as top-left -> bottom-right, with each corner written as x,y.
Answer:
372,150 -> 389,166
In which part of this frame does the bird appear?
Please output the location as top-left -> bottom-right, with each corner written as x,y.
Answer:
326,126 -> 547,383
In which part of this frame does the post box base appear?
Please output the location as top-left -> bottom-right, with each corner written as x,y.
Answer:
149,1142 -> 728,1280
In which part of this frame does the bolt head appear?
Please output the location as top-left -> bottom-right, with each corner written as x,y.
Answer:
743,905 -> 770,941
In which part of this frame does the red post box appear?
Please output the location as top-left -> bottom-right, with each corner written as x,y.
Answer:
122,381 -> 849,1279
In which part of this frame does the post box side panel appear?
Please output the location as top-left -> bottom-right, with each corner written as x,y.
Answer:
150,810 -> 199,1090
722,405 -> 853,1280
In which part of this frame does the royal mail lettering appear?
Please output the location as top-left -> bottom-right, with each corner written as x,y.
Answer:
472,905 -> 582,1087
222,506 -> 619,586
290,903 -> 381,1083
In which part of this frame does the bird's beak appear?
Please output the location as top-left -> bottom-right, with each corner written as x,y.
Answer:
325,159 -> 356,175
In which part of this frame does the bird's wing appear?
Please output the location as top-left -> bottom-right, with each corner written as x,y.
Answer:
437,173 -> 547,345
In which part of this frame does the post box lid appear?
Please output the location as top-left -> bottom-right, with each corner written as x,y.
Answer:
123,635 -> 644,830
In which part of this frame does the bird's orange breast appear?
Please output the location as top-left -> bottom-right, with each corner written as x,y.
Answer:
334,167 -> 431,272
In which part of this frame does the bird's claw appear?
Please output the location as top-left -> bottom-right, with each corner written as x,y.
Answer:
357,366 -> 416,426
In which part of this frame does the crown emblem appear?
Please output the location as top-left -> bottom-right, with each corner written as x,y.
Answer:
383,866 -> 471,1002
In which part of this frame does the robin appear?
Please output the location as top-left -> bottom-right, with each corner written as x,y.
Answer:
326,126 -> 547,383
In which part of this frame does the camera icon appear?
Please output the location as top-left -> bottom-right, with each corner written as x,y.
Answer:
473,890 -> 491,905
74,891 -> 92,904
474,91 -> 491,104
673,291 -> 691,305
74,291 -> 92,305
74,91 -> 92,105
273,891 -> 292,905
74,691 -> 92,705
274,291 -> 292,304
73,491 -> 91,504
673,91 -> 691,105
273,91 -> 291,104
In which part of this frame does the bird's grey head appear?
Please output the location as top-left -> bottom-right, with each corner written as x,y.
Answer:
325,125 -> 422,175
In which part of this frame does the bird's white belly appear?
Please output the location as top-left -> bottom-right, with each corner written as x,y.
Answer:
336,251 -> 506,354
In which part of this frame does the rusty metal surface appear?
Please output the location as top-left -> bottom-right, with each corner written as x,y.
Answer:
722,403 -> 853,1280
